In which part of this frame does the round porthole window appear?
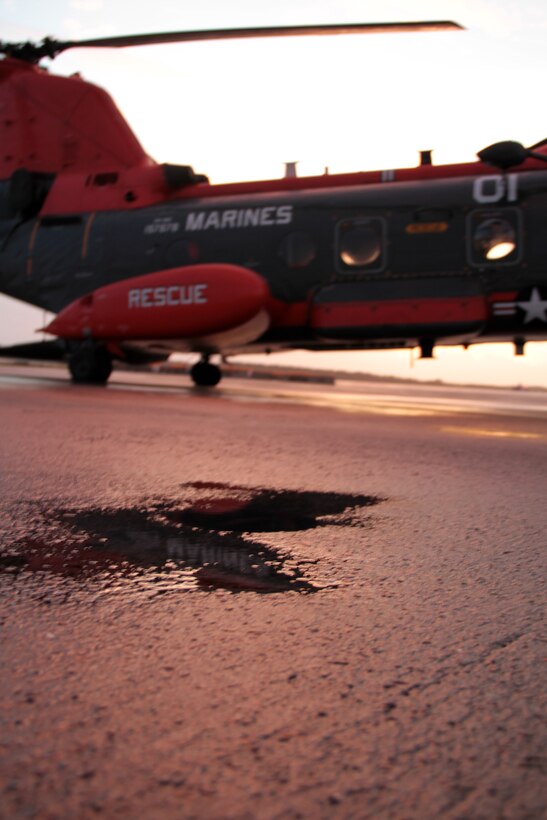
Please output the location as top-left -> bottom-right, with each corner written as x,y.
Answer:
473,218 -> 516,261
339,223 -> 382,268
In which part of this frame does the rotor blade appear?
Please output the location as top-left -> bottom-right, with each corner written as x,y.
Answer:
65,21 -> 464,50
0,340 -> 67,362
528,137 -> 547,150
1,21 -> 464,64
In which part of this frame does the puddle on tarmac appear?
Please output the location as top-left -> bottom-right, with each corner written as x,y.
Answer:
0,483 -> 380,597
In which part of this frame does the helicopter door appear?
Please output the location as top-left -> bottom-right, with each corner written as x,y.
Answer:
310,214 -> 487,343
30,215 -> 99,309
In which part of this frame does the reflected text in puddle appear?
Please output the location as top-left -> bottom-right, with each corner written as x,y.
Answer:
0,483 -> 381,598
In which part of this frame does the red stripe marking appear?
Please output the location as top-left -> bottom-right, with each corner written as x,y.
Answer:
312,297 -> 488,329
268,299 -> 309,327
175,158 -> 547,201
488,291 -> 518,302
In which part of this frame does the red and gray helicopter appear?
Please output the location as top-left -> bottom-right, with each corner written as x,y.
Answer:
1,21 -> 547,386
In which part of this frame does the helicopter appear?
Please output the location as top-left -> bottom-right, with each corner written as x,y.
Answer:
1,21 -> 547,387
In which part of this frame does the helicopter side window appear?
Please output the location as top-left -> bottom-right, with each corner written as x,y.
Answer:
278,231 -> 316,268
467,208 -> 521,266
89,173 -> 119,187
336,218 -> 385,273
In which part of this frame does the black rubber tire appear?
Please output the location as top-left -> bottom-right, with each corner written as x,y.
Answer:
190,361 -> 222,387
68,346 -> 113,384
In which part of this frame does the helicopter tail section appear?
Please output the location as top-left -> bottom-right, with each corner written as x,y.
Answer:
0,57 -> 153,180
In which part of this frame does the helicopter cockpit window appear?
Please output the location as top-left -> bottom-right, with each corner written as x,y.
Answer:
468,209 -> 521,266
336,218 -> 385,273
278,231 -> 316,268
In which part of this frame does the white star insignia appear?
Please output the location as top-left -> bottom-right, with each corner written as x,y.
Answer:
516,288 -> 547,323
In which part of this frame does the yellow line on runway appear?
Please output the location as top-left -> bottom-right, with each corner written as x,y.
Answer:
230,385 -> 445,416
229,383 -> 547,422
442,426 -> 545,440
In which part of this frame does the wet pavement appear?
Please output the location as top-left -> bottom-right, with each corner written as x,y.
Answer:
0,365 -> 545,819
1,484 -> 379,595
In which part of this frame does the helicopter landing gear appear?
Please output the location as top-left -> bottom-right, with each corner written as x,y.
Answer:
190,356 -> 222,387
68,343 -> 113,385
418,338 -> 435,359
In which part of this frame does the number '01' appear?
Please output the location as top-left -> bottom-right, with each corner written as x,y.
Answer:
473,174 -> 519,204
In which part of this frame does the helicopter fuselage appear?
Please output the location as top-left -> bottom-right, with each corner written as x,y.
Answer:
1,163 -> 547,364
1,46 -> 546,384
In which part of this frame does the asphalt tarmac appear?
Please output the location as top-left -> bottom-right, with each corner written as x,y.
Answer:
0,363 -> 545,819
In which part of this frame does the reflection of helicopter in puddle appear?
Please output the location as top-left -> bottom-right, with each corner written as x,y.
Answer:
4,523 -> 315,594
112,525 -> 317,593
165,533 -> 314,593
1,483 -> 380,594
